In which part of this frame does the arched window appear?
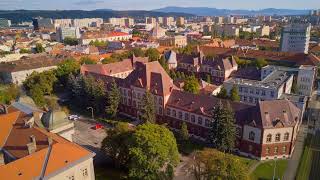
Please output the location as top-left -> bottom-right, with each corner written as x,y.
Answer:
266,147 -> 270,155
274,146 -> 278,154
284,132 -> 290,141
249,131 -> 255,141
266,134 -> 272,142
275,133 -> 281,142
282,146 -> 287,153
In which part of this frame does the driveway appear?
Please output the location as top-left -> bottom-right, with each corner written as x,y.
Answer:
283,125 -> 307,180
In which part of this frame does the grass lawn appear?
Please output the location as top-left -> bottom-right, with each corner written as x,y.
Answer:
250,159 -> 288,180
95,166 -> 127,180
238,156 -> 258,169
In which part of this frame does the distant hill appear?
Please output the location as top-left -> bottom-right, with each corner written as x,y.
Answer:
153,6 -> 310,16
0,10 -> 194,23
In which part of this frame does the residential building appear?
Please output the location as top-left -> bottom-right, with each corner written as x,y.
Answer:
0,18 -> 11,28
72,18 -> 103,28
32,17 -> 54,30
124,18 -> 135,27
0,105 -> 95,179
80,60 -> 302,160
158,17 -> 164,25
214,25 -> 240,37
56,27 -> 81,42
163,17 -> 175,27
158,35 -> 187,47
109,17 -> 134,27
214,16 -> 224,24
81,31 -> 132,45
257,25 -> 270,37
280,23 -> 311,54
53,19 -> 72,28
224,16 -> 235,24
0,55 -> 63,85
146,17 -> 157,27
176,17 -> 185,26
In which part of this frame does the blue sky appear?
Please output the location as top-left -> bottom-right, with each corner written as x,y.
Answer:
0,0 -> 319,10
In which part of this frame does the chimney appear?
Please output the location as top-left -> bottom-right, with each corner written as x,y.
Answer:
27,135 -> 37,155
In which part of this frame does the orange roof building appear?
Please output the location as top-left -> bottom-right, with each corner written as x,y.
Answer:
0,106 -> 95,180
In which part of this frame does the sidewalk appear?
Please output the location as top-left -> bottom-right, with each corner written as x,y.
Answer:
283,125 -> 307,180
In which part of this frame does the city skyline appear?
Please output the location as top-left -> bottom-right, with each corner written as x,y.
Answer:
0,0 -> 319,11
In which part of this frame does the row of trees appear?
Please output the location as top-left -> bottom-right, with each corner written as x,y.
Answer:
217,86 -> 240,102
234,56 -> 268,69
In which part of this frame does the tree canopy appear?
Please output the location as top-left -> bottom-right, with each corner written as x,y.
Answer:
63,37 -> 79,46
55,58 -> 80,85
230,86 -> 240,102
145,48 -> 160,62
80,57 -> 96,65
209,103 -> 236,152
0,84 -> 20,104
193,148 -> 248,180
105,80 -> 121,118
183,76 -> 200,94
35,43 -> 45,53
140,91 -> 156,123
129,123 -> 180,180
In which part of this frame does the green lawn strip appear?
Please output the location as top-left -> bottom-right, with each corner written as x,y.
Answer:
251,159 -> 288,180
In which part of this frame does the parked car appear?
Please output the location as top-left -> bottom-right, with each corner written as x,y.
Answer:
68,115 -> 80,120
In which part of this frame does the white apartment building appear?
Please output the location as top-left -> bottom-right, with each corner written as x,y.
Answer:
257,25 -> 270,37
262,65 -> 316,97
224,70 -> 294,104
53,19 -> 72,28
0,18 -> 11,28
56,27 -> 81,42
109,17 -> 134,27
280,23 -> 311,54
163,17 -> 175,27
146,17 -> 157,27
214,24 -> 240,37
72,18 -> 103,28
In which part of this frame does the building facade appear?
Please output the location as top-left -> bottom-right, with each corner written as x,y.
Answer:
280,23 -> 311,54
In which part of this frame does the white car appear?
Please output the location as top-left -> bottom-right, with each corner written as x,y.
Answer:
68,115 -> 80,120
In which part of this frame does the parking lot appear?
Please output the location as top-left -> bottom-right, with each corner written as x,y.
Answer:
73,119 -> 109,165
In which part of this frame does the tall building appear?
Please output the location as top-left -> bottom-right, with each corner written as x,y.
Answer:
32,17 -> 54,30
124,18 -> 135,27
56,27 -> 81,42
214,16 -> 224,24
280,23 -> 311,54
158,17 -> 164,25
257,25 -> 270,37
0,18 -> 11,28
109,17 -> 134,27
72,18 -> 103,28
146,17 -> 157,27
224,16 -> 235,24
163,17 -> 175,27
53,19 -> 72,28
176,17 -> 185,26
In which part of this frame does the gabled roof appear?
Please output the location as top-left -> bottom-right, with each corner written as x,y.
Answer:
121,61 -> 178,96
253,99 -> 301,128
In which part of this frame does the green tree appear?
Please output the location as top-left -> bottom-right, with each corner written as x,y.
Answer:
63,37 -> 78,46
89,40 -> 108,47
19,48 -> 31,54
80,57 -> 96,65
0,84 -> 20,104
183,76 -> 200,94
145,48 -> 160,62
217,87 -> 228,99
129,48 -> 145,57
29,85 -> 45,106
24,71 -> 57,95
83,76 -> 106,114
180,122 -> 189,141
35,43 -> 45,53
129,123 -> 180,180
230,86 -> 240,102
101,122 -> 133,168
193,148 -> 248,180
55,58 -> 80,85
209,103 -> 236,152
132,29 -> 141,36
101,57 -> 119,64
253,58 -> 268,69
105,80 -> 121,118
140,91 -> 156,123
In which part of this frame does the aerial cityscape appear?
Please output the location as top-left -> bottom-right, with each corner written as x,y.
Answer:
0,0 -> 320,180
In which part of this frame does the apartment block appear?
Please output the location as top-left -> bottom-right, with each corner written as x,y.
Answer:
56,27 -> 81,42
163,17 -> 175,27
280,23 -> 311,54
0,18 -> 11,28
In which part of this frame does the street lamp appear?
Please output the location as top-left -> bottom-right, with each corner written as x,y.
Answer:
87,107 -> 94,121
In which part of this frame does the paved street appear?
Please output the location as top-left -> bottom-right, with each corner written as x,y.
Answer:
73,119 -> 109,165
283,125 -> 307,180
